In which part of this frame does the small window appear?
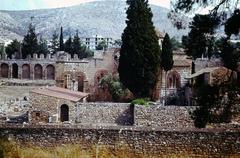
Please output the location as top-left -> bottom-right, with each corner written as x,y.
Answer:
36,112 -> 40,117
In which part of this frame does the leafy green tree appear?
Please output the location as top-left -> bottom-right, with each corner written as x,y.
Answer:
170,37 -> 183,50
0,43 -> 4,56
50,31 -> 59,54
5,39 -> 21,58
225,9 -> 240,38
72,30 -> 81,57
59,27 -> 64,51
118,0 -> 161,100
21,23 -> 39,58
113,39 -> 122,47
38,36 -> 49,55
96,40 -> 107,50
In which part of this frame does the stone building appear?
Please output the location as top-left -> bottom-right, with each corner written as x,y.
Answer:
0,49 -> 117,100
30,86 -> 89,124
160,49 -> 192,100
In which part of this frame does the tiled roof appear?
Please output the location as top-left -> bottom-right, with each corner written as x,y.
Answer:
31,86 -> 89,102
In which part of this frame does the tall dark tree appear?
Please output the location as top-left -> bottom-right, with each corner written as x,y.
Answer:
225,9 -> 240,38
118,0 -> 161,100
59,27 -> 64,51
161,33 -> 174,104
161,33 -> 174,72
38,36 -> 49,55
64,36 -> 73,56
51,31 -> 59,54
21,23 -> 39,58
5,39 -> 21,58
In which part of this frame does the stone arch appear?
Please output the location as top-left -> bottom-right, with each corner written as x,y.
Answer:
167,70 -> 181,88
0,63 -> 9,78
22,64 -> 30,79
60,104 -> 69,122
62,71 -> 86,91
12,63 -> 18,78
34,64 -> 43,80
46,64 -> 55,80
94,69 -> 108,86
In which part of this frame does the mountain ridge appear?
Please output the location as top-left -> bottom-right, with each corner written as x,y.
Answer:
0,0 -> 189,43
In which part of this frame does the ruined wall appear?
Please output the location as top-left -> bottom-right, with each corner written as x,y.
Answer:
30,92 -> 76,123
76,103 -> 134,125
0,126 -> 239,157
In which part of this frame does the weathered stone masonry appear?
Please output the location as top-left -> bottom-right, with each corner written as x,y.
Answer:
0,126 -> 239,157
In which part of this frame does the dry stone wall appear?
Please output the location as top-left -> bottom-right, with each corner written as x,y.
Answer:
0,125 -> 239,157
76,103 -> 134,125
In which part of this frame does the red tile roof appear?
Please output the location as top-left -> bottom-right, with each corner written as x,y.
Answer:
31,86 -> 89,102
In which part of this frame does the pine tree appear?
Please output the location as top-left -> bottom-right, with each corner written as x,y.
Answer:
38,36 -> 49,55
59,27 -> 64,51
118,0 -> 161,100
51,31 -> 59,54
64,36 -> 73,56
21,23 -> 39,58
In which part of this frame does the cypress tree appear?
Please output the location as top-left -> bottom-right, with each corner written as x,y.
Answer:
161,33 -> 174,105
118,0 -> 161,99
21,23 -> 38,58
161,33 -> 174,72
59,27 -> 64,51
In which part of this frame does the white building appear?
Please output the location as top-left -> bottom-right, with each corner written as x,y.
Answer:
81,35 -> 113,50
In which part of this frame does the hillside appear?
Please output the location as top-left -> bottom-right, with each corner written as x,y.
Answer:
0,0 -> 189,43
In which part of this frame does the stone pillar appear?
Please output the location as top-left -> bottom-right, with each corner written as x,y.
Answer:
18,64 -> 22,79
9,64 -> 12,79
30,64 -> 34,80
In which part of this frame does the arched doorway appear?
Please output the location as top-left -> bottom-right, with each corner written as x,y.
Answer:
34,64 -> 43,80
46,65 -> 55,80
60,104 -> 69,122
0,63 -> 9,78
12,63 -> 18,78
22,64 -> 30,79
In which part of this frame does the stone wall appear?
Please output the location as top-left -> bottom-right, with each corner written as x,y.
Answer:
76,103 -> 134,125
0,125 -> 239,157
134,105 -> 195,128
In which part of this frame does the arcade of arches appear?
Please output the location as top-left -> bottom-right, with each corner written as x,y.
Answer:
0,63 -> 55,80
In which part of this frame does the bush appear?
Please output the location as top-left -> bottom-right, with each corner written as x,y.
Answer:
131,98 -> 150,106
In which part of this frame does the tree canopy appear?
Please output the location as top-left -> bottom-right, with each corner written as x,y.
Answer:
118,0 -> 161,100
5,39 -> 21,58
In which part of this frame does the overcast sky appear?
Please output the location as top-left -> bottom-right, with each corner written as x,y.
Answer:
0,0 -> 171,10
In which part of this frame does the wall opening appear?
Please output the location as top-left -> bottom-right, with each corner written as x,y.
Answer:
12,63 -> 18,78
34,64 -> 43,80
46,65 -> 55,80
78,75 -> 84,92
0,63 -> 9,78
60,104 -> 69,122
167,71 -> 181,88
22,64 -> 30,79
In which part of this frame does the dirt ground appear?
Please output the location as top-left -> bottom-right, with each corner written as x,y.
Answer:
0,86 -> 42,103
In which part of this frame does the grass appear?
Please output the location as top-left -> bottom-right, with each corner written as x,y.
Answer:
131,98 -> 150,106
